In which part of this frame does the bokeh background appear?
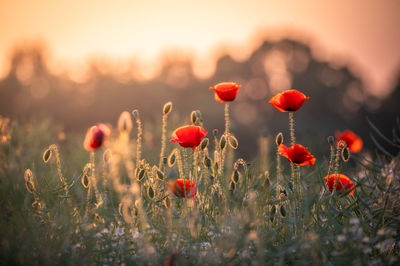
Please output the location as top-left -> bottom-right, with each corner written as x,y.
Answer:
0,0 -> 399,157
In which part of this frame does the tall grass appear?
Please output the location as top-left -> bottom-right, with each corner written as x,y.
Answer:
0,106 -> 399,265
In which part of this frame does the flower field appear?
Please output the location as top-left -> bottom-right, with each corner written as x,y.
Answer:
0,83 -> 399,265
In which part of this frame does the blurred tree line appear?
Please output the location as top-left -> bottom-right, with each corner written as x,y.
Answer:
0,38 -> 398,158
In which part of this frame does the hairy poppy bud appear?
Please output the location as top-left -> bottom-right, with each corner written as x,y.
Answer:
43,148 -> 52,163
220,135 -> 226,150
136,168 -> 145,181
213,129 -> 218,137
168,151 -> 176,167
163,102 -> 172,115
228,135 -> 238,149
231,169 -> 240,183
341,147 -> 350,162
275,132 -> 283,146
147,185 -> 155,199
118,111 -> 133,133
204,156 -> 211,168
280,205 -> 286,217
200,138 -> 209,150
327,136 -> 334,145
132,109 -> 140,119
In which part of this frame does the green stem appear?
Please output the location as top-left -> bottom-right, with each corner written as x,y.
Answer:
159,114 -> 167,169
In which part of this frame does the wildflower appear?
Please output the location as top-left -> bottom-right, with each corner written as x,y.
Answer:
324,174 -> 355,195
171,125 -> 208,150
209,82 -> 241,102
335,130 -> 363,153
278,143 -> 316,166
83,124 -> 111,151
269,90 -> 309,112
166,179 -> 197,198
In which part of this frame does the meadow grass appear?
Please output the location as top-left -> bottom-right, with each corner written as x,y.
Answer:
0,104 -> 399,265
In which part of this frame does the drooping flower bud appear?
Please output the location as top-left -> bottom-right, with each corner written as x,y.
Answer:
163,102 -> 173,115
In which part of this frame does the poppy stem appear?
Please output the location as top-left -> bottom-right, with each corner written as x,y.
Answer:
332,142 -> 343,196
90,151 -> 103,208
182,148 -> 188,178
176,150 -> 184,179
134,115 -> 143,168
50,144 -> 69,198
288,112 -> 296,144
224,102 -> 230,134
159,112 -> 168,170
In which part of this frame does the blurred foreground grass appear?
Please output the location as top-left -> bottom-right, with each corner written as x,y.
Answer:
0,115 -> 399,265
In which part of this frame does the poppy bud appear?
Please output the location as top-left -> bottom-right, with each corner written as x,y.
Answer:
213,129 -> 219,137
132,109 -> 140,119
25,180 -> 35,194
229,181 -> 236,191
147,185 -> 155,199
163,157 -> 167,165
43,148 -> 52,163
24,169 -> 33,182
204,156 -> 211,168
336,140 -> 346,149
220,135 -> 226,150
214,162 -> 219,172
156,170 -> 165,181
341,147 -> 351,162
231,169 -> 240,184
327,136 -> 334,145
200,138 -> 209,150
288,182 -> 294,191
190,110 -> 199,124
280,205 -> 286,217
271,205 -> 276,215
103,149 -> 112,163
228,135 -> 238,149
163,102 -> 172,115
136,168 -> 145,181
82,174 -> 90,189
275,132 -> 283,146
163,197 -> 171,208
168,150 -> 176,167
118,111 -> 133,133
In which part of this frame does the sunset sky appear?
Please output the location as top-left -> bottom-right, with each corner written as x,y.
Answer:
0,0 -> 399,96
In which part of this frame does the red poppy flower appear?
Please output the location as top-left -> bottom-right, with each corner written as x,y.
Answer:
83,123 -> 111,151
167,179 -> 197,199
171,125 -> 208,150
269,90 -> 309,112
324,174 -> 354,195
209,82 -> 241,102
335,130 -> 363,153
278,143 -> 316,166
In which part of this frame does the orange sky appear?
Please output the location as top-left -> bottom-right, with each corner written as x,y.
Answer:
0,0 -> 399,96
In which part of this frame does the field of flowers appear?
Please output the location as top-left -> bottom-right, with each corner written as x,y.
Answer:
0,83 -> 399,265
